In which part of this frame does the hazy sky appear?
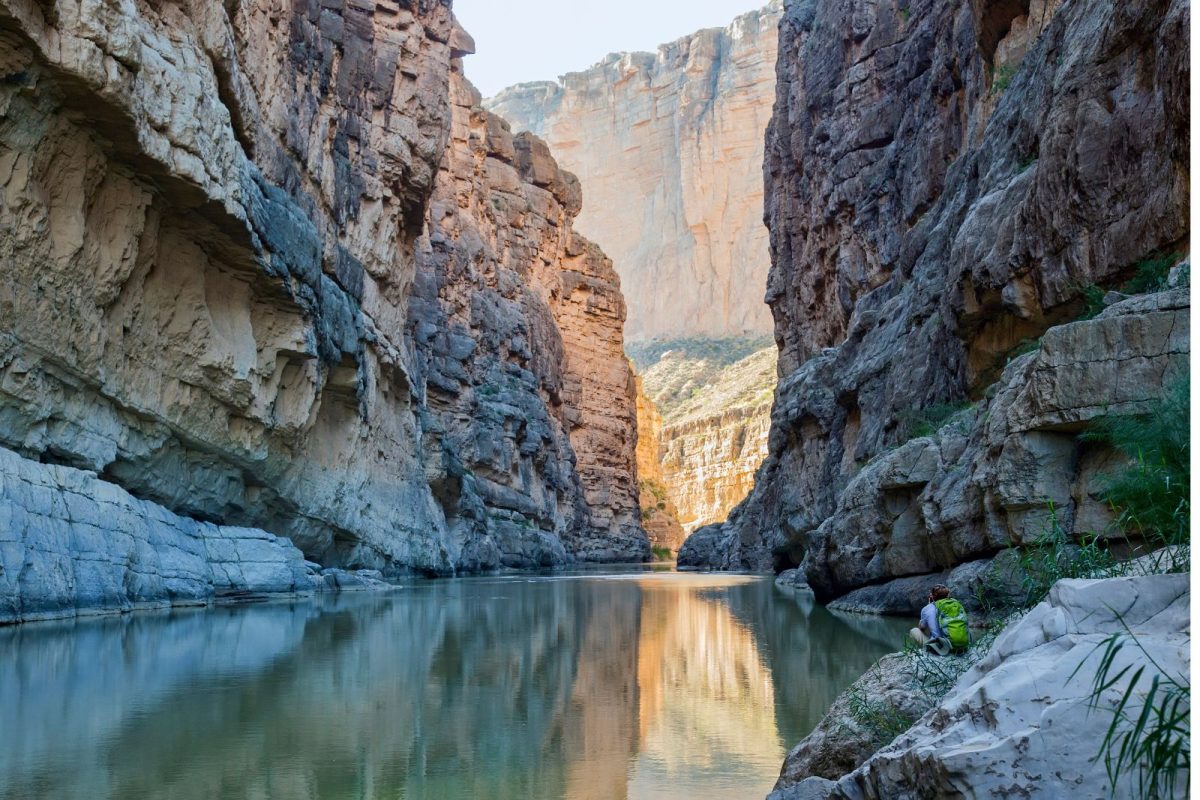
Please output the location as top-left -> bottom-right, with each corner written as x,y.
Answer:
454,0 -> 767,98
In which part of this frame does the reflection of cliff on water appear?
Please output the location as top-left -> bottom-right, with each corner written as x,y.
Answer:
720,584 -> 909,750
0,572 -> 904,800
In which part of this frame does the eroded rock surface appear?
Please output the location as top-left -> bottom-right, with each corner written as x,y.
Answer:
683,0 -> 1190,587
0,445 -> 312,624
485,2 -> 782,343
638,342 -> 776,535
687,285 -> 1189,598
408,74 -> 648,567
0,0 -> 647,619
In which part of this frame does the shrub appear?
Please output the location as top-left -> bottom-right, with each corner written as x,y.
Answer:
1014,519 -> 1117,610
845,679 -> 915,747
651,546 -> 673,562
1006,336 -> 1041,363
1086,377 -> 1190,550
990,64 -> 1017,96
898,401 -> 974,440
1122,254 -> 1180,295
1078,283 -> 1108,320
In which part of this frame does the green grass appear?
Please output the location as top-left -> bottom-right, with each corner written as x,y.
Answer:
902,618 -> 1007,704
1006,336 -> 1042,363
897,401 -> 974,440
1086,377 -> 1190,548
1012,508 -> 1119,610
990,64 -> 1017,96
845,673 -> 916,747
1078,283 -> 1108,320
651,546 -> 674,562
1075,252 -> 1183,321
1122,254 -> 1180,295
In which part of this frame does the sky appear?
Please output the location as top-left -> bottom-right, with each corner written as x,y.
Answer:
454,0 -> 767,98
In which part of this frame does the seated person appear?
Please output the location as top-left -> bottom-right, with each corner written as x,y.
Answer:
909,584 -> 969,655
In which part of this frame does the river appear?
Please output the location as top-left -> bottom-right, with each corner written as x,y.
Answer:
0,567 -> 907,799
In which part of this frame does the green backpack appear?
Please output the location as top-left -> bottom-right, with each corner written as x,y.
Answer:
934,598 -> 970,651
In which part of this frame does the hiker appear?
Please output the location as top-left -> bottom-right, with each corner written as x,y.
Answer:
909,584 -> 970,655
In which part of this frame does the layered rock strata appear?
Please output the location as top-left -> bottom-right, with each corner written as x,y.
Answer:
485,2 -> 782,342
0,445 -> 311,624
682,0 -> 1190,587
771,574 -> 1190,798
0,0 -> 465,575
683,286 -> 1190,596
635,378 -> 686,553
408,74 -> 648,566
655,346 -> 775,532
0,0 -> 647,619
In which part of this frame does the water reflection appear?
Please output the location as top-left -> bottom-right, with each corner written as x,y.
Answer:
0,571 -> 906,799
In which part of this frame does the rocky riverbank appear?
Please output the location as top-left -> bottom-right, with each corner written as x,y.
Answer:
769,573 -> 1189,799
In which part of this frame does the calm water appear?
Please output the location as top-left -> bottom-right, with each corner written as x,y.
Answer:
0,568 -> 907,800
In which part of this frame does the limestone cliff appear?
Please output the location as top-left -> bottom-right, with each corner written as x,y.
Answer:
485,2 -> 782,343
640,344 -> 775,534
635,377 -> 686,553
0,0 -> 646,621
681,0 -> 1190,590
409,73 -> 648,566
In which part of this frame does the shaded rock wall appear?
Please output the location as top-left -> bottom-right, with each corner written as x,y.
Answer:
0,0 -> 647,619
0,445 -> 312,624
485,2 -> 782,343
0,0 -> 459,575
407,73 -> 648,566
683,0 -> 1189,583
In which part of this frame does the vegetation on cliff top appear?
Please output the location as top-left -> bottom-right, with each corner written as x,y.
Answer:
630,337 -> 777,424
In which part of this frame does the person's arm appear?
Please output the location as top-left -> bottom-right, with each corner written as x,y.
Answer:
920,604 -> 939,637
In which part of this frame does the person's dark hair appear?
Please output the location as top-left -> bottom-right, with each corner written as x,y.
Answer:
931,584 -> 950,600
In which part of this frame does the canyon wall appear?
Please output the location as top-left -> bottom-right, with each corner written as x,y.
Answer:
645,345 -> 775,534
408,74 -> 648,566
0,0 -> 646,621
485,2 -> 782,343
634,377 -> 686,552
681,0 -> 1190,593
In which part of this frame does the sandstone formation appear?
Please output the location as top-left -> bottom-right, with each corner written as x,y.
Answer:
656,346 -> 775,533
0,0 -> 647,620
771,574 -> 1190,799
635,376 -> 686,553
633,341 -> 775,535
681,0 -> 1190,590
485,2 -> 782,343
